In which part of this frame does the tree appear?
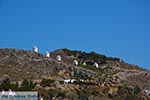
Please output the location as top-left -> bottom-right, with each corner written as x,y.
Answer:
0,78 -> 11,91
0,79 -> 20,91
57,91 -> 66,99
48,89 -> 55,100
133,85 -> 140,94
40,78 -> 55,87
20,80 -> 36,91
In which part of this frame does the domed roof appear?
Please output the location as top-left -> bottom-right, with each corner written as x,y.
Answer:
73,60 -> 78,65
93,62 -> 99,68
33,46 -> 38,52
82,62 -> 87,65
45,51 -> 50,57
56,55 -> 61,61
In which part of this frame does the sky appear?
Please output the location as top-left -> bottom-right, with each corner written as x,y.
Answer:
0,0 -> 150,69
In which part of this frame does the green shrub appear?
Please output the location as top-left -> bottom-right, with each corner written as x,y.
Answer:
20,80 -> 36,91
0,79 -> 35,91
125,94 -> 137,100
91,90 -> 99,96
40,78 -> 55,87
48,89 -> 55,100
57,91 -> 66,98
59,81 -> 64,84
0,78 -> 13,91
133,85 -> 140,94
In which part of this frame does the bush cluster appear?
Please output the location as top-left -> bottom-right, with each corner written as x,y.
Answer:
0,79 -> 36,91
40,78 -> 55,87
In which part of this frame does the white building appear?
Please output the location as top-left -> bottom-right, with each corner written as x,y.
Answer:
56,55 -> 61,61
144,90 -> 150,94
143,89 -> 150,96
64,79 -> 83,83
64,79 -> 75,83
93,62 -> 99,68
33,46 -> 38,53
45,51 -> 50,57
64,79 -> 71,83
40,97 -> 43,100
82,62 -> 87,65
73,60 -> 78,65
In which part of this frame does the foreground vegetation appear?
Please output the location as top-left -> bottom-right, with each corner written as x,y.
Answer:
0,78 -> 148,100
0,79 -> 36,91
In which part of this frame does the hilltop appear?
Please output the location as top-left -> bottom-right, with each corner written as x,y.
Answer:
0,48 -> 150,100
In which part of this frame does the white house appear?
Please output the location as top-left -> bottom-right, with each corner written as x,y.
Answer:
143,89 -> 150,96
71,79 -> 76,83
144,90 -> 150,94
45,51 -> 50,57
82,62 -> 87,65
64,79 -> 84,83
73,60 -> 78,65
93,62 -> 99,68
56,55 -> 61,61
64,79 -> 71,83
40,97 -> 43,100
33,46 -> 38,53
64,79 -> 75,83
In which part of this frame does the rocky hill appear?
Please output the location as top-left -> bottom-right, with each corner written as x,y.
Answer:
0,48 -> 150,100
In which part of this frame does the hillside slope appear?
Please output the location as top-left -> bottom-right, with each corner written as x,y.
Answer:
0,48 -> 150,100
